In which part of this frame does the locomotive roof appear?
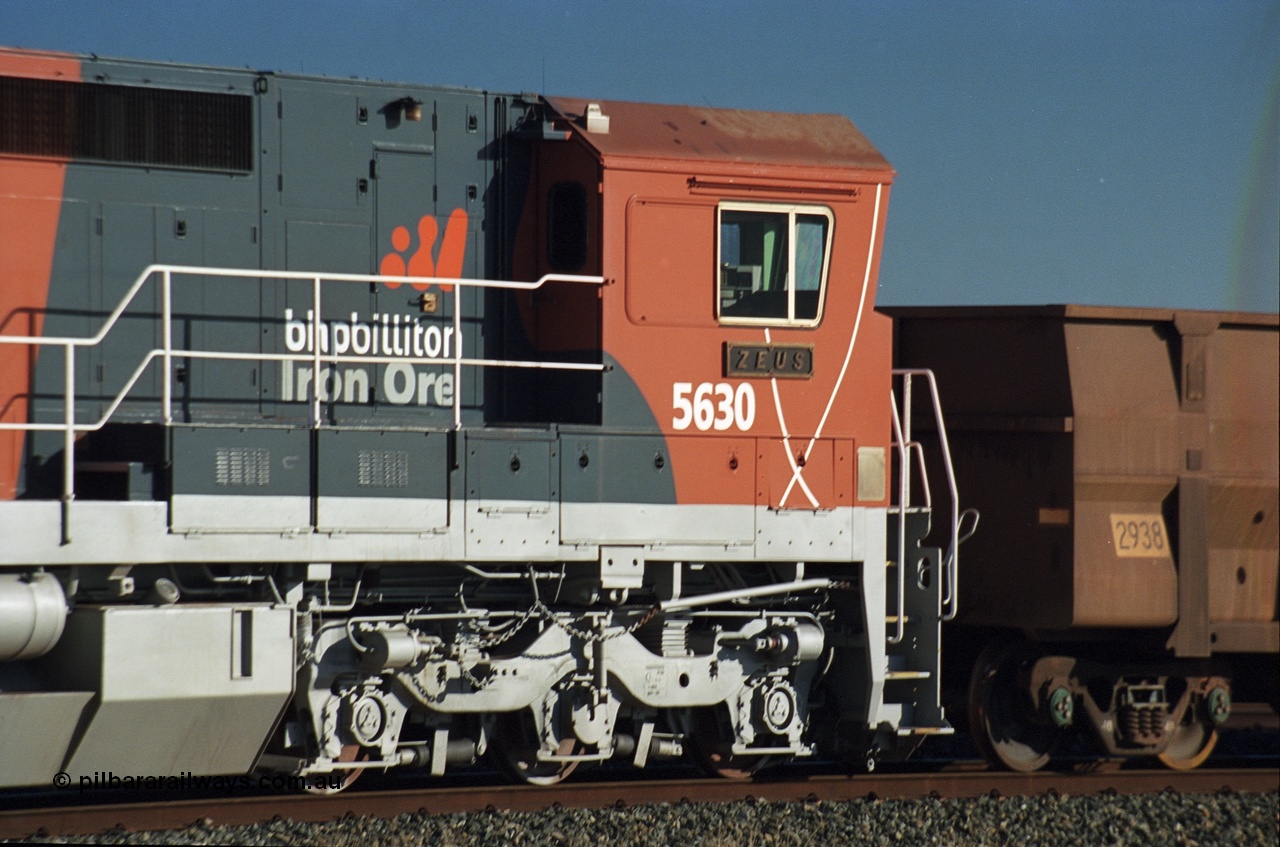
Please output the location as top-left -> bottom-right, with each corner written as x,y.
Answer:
544,96 -> 893,175
882,303 -> 1280,328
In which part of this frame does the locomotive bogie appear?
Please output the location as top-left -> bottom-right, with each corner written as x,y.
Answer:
288,600 -> 835,781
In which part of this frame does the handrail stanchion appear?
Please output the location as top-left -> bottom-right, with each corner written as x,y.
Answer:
61,343 -> 75,545
453,289 -> 462,431
162,269 -> 173,425
311,276 -> 322,428
888,382 -> 908,645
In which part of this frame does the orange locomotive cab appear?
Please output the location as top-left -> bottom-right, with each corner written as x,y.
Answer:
516,98 -> 898,542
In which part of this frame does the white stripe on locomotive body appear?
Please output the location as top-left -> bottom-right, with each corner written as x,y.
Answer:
0,498 -> 886,566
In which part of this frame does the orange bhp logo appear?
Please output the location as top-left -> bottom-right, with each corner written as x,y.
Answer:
379,208 -> 468,292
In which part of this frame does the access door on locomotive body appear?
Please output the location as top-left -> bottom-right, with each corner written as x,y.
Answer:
512,98 -> 898,562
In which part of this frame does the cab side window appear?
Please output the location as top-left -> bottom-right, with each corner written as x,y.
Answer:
547,181 -> 588,272
718,203 -> 832,326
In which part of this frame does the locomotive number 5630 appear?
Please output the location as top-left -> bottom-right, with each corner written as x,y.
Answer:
672,382 -> 756,431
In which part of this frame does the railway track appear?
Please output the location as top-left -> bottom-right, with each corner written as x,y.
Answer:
3,762 -> 1276,842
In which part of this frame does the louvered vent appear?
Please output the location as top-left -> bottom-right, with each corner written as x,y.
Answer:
215,448 -> 271,486
0,75 -> 253,172
358,450 -> 410,488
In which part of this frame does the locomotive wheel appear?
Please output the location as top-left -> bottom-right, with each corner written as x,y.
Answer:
1156,713 -> 1219,771
967,641 -> 1059,772
303,745 -> 366,795
689,706 -> 765,779
493,708 -> 583,785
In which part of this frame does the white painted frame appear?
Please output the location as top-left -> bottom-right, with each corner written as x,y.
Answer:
715,201 -> 834,328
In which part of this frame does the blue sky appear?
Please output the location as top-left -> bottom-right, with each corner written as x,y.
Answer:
4,0 -> 1277,312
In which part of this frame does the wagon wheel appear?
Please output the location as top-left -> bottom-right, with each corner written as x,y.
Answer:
1156,711 -> 1219,771
689,705 -> 765,779
967,641 -> 1060,772
493,707 -> 583,785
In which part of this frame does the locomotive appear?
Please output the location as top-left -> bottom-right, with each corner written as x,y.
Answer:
0,48 -> 1274,791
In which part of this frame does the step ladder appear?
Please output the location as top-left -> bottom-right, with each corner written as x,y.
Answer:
883,517 -> 951,735
883,370 -> 977,738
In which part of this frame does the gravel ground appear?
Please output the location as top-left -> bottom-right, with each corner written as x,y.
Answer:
18,790 -> 1279,847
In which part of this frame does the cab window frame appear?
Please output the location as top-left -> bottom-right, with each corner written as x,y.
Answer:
716,201 -> 834,328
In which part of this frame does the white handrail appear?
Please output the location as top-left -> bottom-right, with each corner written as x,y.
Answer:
0,264 -> 607,535
889,369 -> 966,636
0,263 -> 604,347
888,396 -> 910,645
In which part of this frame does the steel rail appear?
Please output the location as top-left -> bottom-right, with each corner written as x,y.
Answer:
3,766 -> 1276,841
